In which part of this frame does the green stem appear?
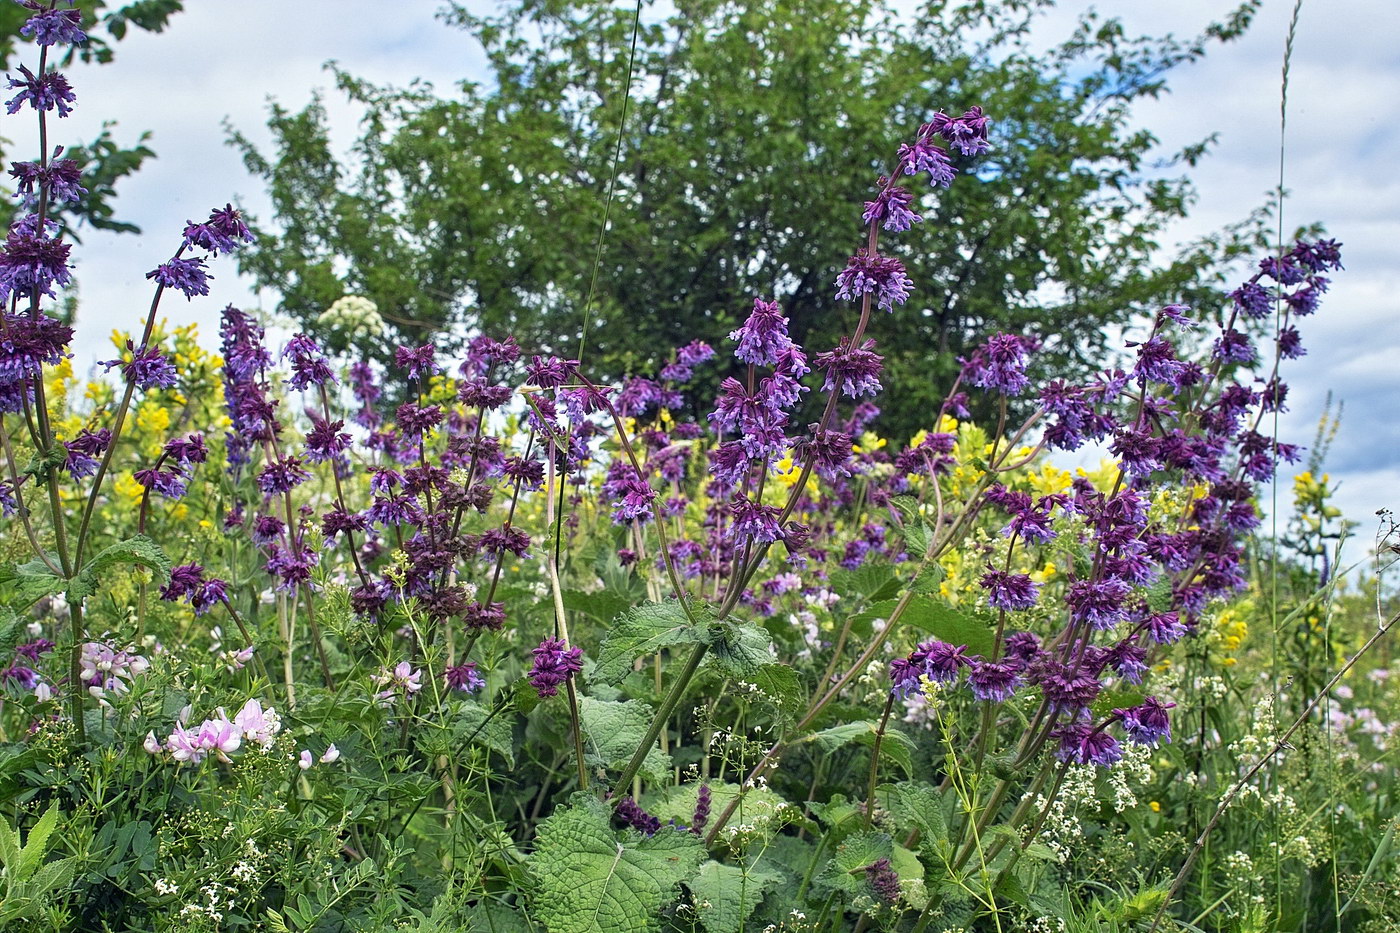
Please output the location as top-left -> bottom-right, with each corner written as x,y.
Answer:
610,642 -> 708,799
865,693 -> 896,827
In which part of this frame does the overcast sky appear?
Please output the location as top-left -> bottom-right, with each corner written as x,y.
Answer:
11,0 -> 1398,557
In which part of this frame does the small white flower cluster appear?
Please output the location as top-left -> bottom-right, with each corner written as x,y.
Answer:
317,294 -> 385,340
1026,917 -> 1068,933
1229,695 -> 1279,763
714,795 -> 798,849
1107,742 -> 1155,813
178,881 -> 236,925
1027,764 -> 1098,863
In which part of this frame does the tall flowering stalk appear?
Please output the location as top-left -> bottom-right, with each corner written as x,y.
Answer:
0,1 -> 253,737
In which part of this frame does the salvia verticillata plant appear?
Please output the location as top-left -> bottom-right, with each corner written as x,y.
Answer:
0,3 -> 1395,933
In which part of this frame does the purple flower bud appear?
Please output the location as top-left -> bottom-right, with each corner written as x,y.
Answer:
690,783 -> 711,835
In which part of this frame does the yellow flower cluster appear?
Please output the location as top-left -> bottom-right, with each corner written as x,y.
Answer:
1206,603 -> 1251,668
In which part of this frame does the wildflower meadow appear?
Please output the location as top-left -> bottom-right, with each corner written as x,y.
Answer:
0,2 -> 1395,932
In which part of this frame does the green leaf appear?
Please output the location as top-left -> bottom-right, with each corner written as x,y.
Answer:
897,595 -> 996,657
71,534 -> 172,600
453,702 -> 516,767
829,561 -> 900,604
579,697 -> 671,784
814,830 -> 892,896
888,496 -> 937,558
808,722 -> 917,776
19,803 -> 60,880
686,861 -> 780,933
530,795 -> 703,933
0,558 -> 66,608
880,782 -> 950,848
745,663 -> 804,719
706,620 -> 773,678
1091,688 -> 1145,719
562,588 -> 634,626
594,600 -> 711,684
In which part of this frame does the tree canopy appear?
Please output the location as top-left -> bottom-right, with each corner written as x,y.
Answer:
232,0 -> 1262,437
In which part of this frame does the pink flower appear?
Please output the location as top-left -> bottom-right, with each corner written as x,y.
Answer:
232,698 -> 282,748
374,661 -> 423,703
298,750 -> 314,770
195,714 -> 242,762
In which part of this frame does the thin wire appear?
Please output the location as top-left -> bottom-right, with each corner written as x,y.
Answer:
575,0 -> 646,366
554,0 -> 647,599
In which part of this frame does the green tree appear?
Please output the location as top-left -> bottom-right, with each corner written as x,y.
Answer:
232,0 -> 1261,436
1,0 -> 185,239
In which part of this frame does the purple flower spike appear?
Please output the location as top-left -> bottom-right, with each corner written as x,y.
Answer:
929,106 -> 991,155
979,568 -> 1040,611
862,183 -> 922,232
615,797 -> 661,836
729,298 -> 795,366
18,1 -> 87,47
962,333 -> 1037,396
897,136 -> 955,186
182,204 -> 254,255
865,858 -> 901,903
1117,697 -> 1174,746
147,256 -> 211,300
102,341 -> 177,391
525,355 -> 577,389
5,65 -> 75,117
0,220 -> 73,299
528,637 -> 583,698
445,662 -> 485,693
834,249 -> 913,311
1054,722 -> 1123,767
967,658 -> 1022,702
815,338 -> 883,398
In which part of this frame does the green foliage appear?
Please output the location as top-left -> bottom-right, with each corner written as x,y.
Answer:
685,860 -> 781,933
71,533 -> 172,600
0,805 -> 78,925
529,795 -> 704,933
579,696 -> 671,784
594,599 -> 711,683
